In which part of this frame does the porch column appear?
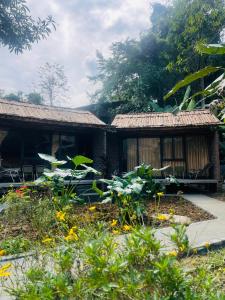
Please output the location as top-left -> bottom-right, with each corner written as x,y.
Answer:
0,130 -> 8,166
212,130 -> 220,181
51,134 -> 60,157
92,129 -> 106,177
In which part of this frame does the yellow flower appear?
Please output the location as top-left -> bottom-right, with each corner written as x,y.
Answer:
205,242 -> 210,249
0,249 -> 6,256
56,211 -> 66,222
169,208 -> 175,215
0,263 -> 12,277
157,192 -> 164,197
42,237 -> 54,244
167,250 -> 177,257
111,219 -> 118,227
88,206 -> 96,212
112,230 -> 120,235
157,214 -> 169,221
65,227 -> 79,242
123,225 -> 132,231
193,248 -> 198,254
179,245 -> 185,252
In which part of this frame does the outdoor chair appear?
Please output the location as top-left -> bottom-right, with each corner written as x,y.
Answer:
35,165 -> 45,179
22,165 -> 34,181
0,167 -> 21,182
189,163 -> 213,179
174,165 -> 185,178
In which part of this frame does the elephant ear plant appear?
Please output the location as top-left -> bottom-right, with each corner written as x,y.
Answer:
93,164 -> 166,226
36,153 -> 101,208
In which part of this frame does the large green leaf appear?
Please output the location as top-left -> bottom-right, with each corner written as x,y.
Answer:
179,85 -> 191,110
196,43 -> 225,55
164,66 -> 221,100
38,153 -> 66,166
187,98 -> 196,111
69,155 -> 93,167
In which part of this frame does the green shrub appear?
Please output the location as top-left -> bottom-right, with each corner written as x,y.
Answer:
0,235 -> 32,255
3,227 -> 223,300
94,164 -> 164,225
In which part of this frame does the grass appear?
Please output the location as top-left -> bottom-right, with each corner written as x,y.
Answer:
181,248 -> 225,292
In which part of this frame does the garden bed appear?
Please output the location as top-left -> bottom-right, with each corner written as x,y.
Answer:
72,196 -> 215,228
0,196 -> 214,243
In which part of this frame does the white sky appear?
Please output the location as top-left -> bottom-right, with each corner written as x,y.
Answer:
0,0 -> 165,108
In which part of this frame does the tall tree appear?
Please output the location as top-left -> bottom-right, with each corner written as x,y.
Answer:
90,0 -> 225,113
3,91 -> 23,102
165,0 -> 225,75
38,63 -> 69,106
90,34 -> 178,111
27,92 -> 43,105
0,0 -> 55,53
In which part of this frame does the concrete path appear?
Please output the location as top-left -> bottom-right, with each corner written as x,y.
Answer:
154,194 -> 225,249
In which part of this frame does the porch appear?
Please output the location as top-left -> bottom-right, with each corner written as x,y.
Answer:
110,110 -> 221,188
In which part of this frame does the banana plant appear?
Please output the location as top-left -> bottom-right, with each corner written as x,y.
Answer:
164,43 -> 225,115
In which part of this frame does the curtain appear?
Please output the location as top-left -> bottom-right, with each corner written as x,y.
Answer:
127,139 -> 137,171
139,138 -> 161,168
174,137 -> 183,159
163,138 -> 172,159
186,136 -> 209,171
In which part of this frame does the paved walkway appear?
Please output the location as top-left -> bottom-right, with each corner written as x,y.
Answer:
154,194 -> 225,249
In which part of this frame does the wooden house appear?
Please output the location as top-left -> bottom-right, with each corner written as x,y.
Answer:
0,99 -> 221,191
109,110 -> 221,190
0,99 -> 106,182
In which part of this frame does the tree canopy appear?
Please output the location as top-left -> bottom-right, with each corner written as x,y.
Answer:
90,0 -> 225,114
0,0 -> 55,53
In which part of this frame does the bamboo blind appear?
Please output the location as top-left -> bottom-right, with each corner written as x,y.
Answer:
127,138 -> 137,171
139,138 -> 161,168
186,135 -> 209,171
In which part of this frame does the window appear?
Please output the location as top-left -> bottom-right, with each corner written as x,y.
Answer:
162,136 -> 185,178
124,138 -> 161,171
186,136 -> 209,171
139,138 -> 161,168
126,138 -> 138,171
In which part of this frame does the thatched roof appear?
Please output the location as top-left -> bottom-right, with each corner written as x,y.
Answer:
112,109 -> 221,129
0,99 -> 106,128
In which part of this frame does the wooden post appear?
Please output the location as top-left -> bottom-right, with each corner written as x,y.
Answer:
212,130 -> 220,181
0,130 -> 8,166
51,134 -> 60,157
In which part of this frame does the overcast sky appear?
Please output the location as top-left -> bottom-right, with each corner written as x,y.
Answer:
0,0 -> 163,108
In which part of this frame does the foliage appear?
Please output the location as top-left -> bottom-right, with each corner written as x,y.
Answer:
164,66 -> 221,100
37,153 -> 100,208
94,164 -> 163,225
165,0 -> 225,75
38,62 -> 69,106
182,247 -> 225,292
0,0 -> 55,53
0,186 -> 57,242
27,92 -> 44,105
0,236 -> 32,256
3,92 -> 23,102
164,43 -> 225,117
90,34 -> 177,110
170,224 -> 190,257
4,227 -> 223,300
90,0 -> 225,115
